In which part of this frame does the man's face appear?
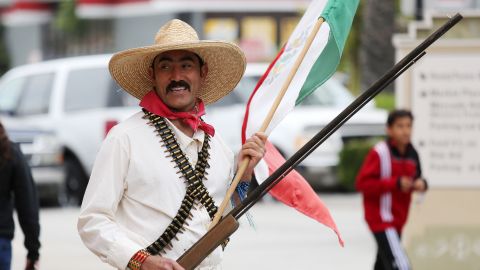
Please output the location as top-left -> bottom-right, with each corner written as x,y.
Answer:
149,50 -> 208,112
386,116 -> 413,147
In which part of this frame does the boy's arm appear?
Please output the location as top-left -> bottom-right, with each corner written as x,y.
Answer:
355,149 -> 398,195
413,148 -> 428,192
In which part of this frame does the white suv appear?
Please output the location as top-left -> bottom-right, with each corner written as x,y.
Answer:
0,54 -> 138,205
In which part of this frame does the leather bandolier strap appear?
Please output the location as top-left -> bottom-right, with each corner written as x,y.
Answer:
142,109 -> 219,255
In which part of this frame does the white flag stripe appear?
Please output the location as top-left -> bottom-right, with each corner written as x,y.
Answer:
254,158 -> 270,185
245,0 -> 331,137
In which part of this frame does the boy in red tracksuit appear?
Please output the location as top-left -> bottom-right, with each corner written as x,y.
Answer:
356,109 -> 427,270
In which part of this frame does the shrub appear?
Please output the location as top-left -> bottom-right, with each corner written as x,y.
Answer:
337,138 -> 381,191
374,92 -> 395,111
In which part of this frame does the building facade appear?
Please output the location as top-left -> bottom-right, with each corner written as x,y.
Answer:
0,0 -> 310,67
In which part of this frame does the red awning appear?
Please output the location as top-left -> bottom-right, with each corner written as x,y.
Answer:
77,0 -> 149,5
2,0 -> 53,26
7,1 -> 52,11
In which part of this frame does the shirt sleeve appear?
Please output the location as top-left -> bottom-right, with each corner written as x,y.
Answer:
355,149 -> 398,195
77,132 -> 142,270
413,147 -> 423,178
11,143 -> 41,261
412,147 -> 428,190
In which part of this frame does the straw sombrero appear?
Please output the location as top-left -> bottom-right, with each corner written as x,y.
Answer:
109,19 -> 246,105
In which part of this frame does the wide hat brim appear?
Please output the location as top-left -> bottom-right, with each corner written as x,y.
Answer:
109,41 -> 246,105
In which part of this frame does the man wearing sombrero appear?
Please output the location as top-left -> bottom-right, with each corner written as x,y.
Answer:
77,19 -> 266,270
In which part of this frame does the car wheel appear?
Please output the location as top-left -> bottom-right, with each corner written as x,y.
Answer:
61,158 -> 88,206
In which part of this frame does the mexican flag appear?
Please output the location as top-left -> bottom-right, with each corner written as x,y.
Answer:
241,0 -> 359,246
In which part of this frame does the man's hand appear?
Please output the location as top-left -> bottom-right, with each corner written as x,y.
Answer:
413,178 -> 427,192
399,176 -> 413,193
140,255 -> 185,270
237,132 -> 267,180
25,259 -> 38,270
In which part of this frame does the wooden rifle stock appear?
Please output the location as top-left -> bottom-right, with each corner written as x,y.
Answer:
176,13 -> 462,269
177,214 -> 239,270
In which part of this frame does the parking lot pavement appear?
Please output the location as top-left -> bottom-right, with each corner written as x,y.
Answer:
12,193 -> 375,270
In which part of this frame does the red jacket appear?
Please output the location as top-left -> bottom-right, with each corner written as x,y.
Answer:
356,140 -> 423,233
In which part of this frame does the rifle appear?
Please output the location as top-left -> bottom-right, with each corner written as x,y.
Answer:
177,13 -> 463,270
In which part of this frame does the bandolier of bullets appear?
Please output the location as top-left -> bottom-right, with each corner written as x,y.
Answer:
142,109 -> 219,255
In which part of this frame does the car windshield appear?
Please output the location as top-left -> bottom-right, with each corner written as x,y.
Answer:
209,74 -> 259,107
64,67 -> 137,112
0,77 -> 26,113
298,79 -> 354,107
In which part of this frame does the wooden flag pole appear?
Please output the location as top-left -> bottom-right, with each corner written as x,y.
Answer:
209,17 -> 325,229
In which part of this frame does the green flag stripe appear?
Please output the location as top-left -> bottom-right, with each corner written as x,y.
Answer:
296,33 -> 339,105
295,0 -> 360,105
321,0 -> 359,54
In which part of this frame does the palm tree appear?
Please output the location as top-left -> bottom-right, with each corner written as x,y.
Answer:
359,0 -> 395,92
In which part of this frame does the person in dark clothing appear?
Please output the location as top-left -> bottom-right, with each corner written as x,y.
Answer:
356,110 -> 427,270
0,122 -> 40,270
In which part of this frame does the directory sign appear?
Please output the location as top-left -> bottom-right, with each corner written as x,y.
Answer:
411,54 -> 480,187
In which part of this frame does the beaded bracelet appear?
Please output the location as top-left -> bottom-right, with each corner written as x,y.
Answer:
128,249 -> 151,270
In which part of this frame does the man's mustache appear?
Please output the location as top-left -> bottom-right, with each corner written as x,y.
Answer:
166,80 -> 191,92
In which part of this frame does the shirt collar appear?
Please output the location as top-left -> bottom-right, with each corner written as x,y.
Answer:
164,118 -> 205,149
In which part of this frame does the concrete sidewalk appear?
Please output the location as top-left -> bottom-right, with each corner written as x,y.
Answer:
12,193 -> 375,269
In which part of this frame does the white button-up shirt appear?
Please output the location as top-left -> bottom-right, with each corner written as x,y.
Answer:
78,112 -> 234,269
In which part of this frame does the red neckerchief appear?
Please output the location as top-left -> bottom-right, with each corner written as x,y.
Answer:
139,90 -> 215,136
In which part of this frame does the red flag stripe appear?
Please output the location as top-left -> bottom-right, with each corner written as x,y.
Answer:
263,141 -> 344,245
240,43 -> 344,246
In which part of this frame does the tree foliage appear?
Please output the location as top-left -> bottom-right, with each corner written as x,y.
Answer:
0,25 -> 10,75
54,0 -> 85,35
